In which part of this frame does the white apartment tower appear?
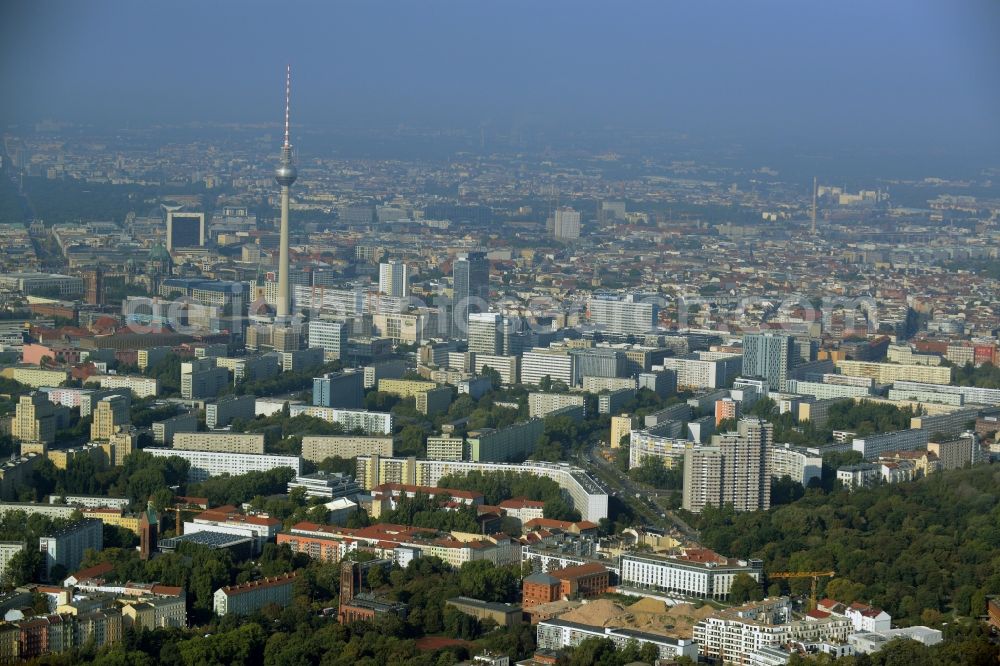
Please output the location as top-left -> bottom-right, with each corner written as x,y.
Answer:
378,260 -> 409,298
683,417 -> 772,513
553,207 -> 581,239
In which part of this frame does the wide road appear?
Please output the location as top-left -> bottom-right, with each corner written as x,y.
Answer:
578,441 -> 700,542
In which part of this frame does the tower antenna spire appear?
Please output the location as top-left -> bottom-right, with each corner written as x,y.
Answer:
284,64 -> 292,148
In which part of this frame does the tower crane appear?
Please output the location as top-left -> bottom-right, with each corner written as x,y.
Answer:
768,570 -> 835,611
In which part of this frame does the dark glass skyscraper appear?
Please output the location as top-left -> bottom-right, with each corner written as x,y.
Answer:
452,251 -> 489,338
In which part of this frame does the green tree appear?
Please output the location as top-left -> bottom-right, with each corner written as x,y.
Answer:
638,642 -> 660,664
730,573 -> 764,604
480,365 -> 502,390
628,456 -> 682,489
2,548 -> 42,587
177,622 -> 267,666
825,578 -> 867,605
695,464 -> 1000,625
542,496 -> 581,522
770,475 -> 805,505
457,560 -> 520,603
398,425 -> 427,457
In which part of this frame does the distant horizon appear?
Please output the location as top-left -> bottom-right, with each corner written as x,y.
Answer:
3,1 -> 999,165
4,119 -> 994,183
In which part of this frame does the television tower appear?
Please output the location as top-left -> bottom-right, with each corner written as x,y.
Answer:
274,65 -> 297,320
808,176 -> 819,237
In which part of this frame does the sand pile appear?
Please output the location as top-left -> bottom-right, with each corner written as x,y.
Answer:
635,601 -> 717,638
617,599 -> 715,638
628,597 -> 668,614
559,599 -> 629,627
557,597 -> 718,639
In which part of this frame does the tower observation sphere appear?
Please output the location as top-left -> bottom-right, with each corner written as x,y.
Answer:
276,147 -> 297,186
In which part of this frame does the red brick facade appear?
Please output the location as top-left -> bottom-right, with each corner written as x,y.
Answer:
521,563 -> 610,608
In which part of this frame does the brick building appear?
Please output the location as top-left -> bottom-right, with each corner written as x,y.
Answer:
521,563 -> 610,607
522,572 -> 561,608
338,559 -> 406,623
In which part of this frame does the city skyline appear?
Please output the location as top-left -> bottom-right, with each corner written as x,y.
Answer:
0,3 -> 997,665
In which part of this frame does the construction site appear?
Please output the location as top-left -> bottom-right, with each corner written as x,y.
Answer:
532,596 -> 718,640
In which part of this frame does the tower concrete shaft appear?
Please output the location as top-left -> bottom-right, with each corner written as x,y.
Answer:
274,65 -> 297,320
277,182 -> 291,318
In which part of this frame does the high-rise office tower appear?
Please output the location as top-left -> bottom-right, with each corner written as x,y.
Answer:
308,320 -> 348,361
312,371 -> 364,409
468,312 -> 503,355
378,260 -> 409,298
570,348 -> 627,384
501,316 -> 528,356
589,295 -> 658,336
274,65 -> 297,321
12,393 -> 56,446
166,211 -> 206,252
91,395 -> 131,441
553,207 -> 581,239
452,251 -> 489,339
743,332 -> 795,392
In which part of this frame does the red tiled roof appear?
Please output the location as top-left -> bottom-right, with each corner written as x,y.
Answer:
242,515 -> 282,527
219,573 -> 297,597
679,547 -> 726,564
524,518 -> 598,531
519,529 -> 553,544
372,483 -> 484,501
849,602 -> 886,617
885,450 -> 927,460
550,563 -> 608,580
499,497 -> 545,509
67,562 -> 114,581
81,507 -> 122,516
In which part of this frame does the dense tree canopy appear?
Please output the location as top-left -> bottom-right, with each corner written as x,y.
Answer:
29,451 -> 189,509
951,361 -> 1000,389
695,464 -> 1000,625
628,455 -> 682,489
188,467 -> 297,507
60,553 -> 535,666
379,493 -> 481,533
823,400 -> 917,436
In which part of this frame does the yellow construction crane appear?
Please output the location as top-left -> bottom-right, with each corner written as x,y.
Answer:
768,571 -> 835,611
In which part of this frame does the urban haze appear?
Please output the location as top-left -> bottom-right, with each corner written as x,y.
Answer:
0,2 -> 998,666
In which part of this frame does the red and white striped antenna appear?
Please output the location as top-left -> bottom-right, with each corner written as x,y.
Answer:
284,64 -> 291,148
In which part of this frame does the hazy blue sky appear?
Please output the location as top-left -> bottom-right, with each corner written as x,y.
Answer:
2,1 -> 999,157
